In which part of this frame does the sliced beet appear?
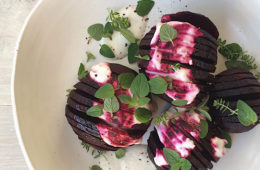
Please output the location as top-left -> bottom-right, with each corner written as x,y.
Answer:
161,11 -> 219,40
216,67 -> 254,77
74,82 -> 97,97
109,63 -> 137,75
80,75 -> 100,89
214,73 -> 256,83
69,90 -> 95,107
218,121 -> 256,133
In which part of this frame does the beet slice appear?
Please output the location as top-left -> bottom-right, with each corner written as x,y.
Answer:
69,90 -> 95,107
216,67 -> 254,77
161,11 -> 219,40
217,121 -> 256,133
214,73 -> 256,83
109,63 -> 137,75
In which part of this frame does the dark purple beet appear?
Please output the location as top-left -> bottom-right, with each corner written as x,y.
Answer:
161,11 -> 219,40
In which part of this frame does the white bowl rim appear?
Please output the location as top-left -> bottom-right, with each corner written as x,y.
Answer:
11,0 -> 44,169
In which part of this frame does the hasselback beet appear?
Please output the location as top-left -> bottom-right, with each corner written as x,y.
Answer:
65,62 -> 153,150
147,109 -> 227,170
209,68 -> 260,133
138,11 -> 218,107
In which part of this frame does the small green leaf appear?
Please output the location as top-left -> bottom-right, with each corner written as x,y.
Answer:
218,128 -> 232,148
95,84 -> 114,99
118,73 -> 136,89
103,22 -> 114,38
118,94 -> 132,105
180,158 -> 192,170
136,0 -> 155,16
170,163 -> 182,170
172,100 -> 188,107
88,24 -> 104,41
115,148 -> 126,159
160,24 -> 178,43
78,63 -> 88,79
66,89 -> 73,97
99,44 -> 115,58
200,119 -> 208,139
198,95 -> 209,107
128,43 -> 139,64
149,76 -> 168,94
87,105 -> 103,117
134,108 -> 152,123
135,55 -> 150,60
225,60 -> 251,70
198,108 -> 212,122
90,165 -> 102,170
137,97 -> 151,106
130,73 -> 150,97
120,29 -> 136,43
237,100 -> 258,126
104,96 -> 120,114
163,148 -> 180,165
86,52 -> 96,62
219,43 -> 243,60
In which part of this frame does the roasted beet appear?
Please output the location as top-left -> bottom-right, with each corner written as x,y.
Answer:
209,68 -> 260,133
147,110 -> 227,170
65,62 -> 153,150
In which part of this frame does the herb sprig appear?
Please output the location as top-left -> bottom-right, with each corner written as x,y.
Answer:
115,148 -> 126,159
78,63 -> 88,79
136,0 -> 155,17
81,142 -> 106,159
213,98 -> 258,126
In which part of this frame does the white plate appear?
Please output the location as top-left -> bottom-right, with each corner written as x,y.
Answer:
12,0 -> 260,170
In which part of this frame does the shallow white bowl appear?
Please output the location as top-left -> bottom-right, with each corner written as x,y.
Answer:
12,0 -> 260,170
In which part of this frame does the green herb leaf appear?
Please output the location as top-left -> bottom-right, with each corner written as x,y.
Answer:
118,94 -> 132,105
87,105 -> 103,117
107,10 -> 130,31
160,24 -> 178,43
180,158 -> 192,170
219,43 -> 243,60
218,128 -> 232,148
149,76 -> 168,94
136,0 -> 155,16
120,29 -> 136,43
103,22 -> 114,38
66,89 -> 73,97
88,24 -> 104,41
90,165 -> 102,170
170,63 -> 181,71
198,108 -> 212,122
104,96 -> 120,114
225,60 -> 251,70
99,44 -> 115,58
135,55 -> 150,60
172,100 -> 188,107
137,97 -> 151,106
200,119 -> 208,138
86,52 -> 96,62
130,73 -> 150,97
237,100 -> 258,126
217,38 -> 226,47
95,84 -> 114,98
78,63 -> 88,79
134,108 -> 152,123
170,163 -> 182,170
115,148 -> 126,159
128,43 -> 139,64
163,148 -> 180,165
118,73 -> 136,89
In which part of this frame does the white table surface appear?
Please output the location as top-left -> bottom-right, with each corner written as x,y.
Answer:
0,0 -> 39,169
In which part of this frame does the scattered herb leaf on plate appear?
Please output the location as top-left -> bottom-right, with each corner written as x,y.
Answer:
237,100 -> 258,126
95,84 -> 114,99
218,128 -> 232,148
86,52 -> 96,62
104,96 -> 120,114
115,148 -> 126,159
88,24 -> 104,41
134,108 -> 152,123
136,0 -> 155,16
100,44 -> 115,58
78,63 -> 88,79
128,43 -> 139,64
130,73 -> 150,97
118,73 -> 136,89
172,100 -> 188,107
90,165 -> 102,170
120,29 -> 136,43
200,119 -> 208,138
149,76 -> 168,94
87,105 -> 103,117
135,55 -> 150,60
160,24 -> 178,43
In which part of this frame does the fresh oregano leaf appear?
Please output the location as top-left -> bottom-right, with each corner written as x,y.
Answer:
118,94 -> 132,105
103,22 -> 114,39
88,24 -> 104,41
118,73 -> 136,89
172,100 -> 188,107
219,43 -> 243,60
66,89 -> 73,97
137,97 -> 151,106
163,148 -> 180,165
130,73 -> 150,97
135,55 -> 150,60
120,29 -> 136,43
149,76 -> 168,94
170,163 -> 182,170
198,108 -> 212,122
90,165 -> 102,170
99,44 -> 115,58
87,105 -> 103,117
95,84 -> 114,99
136,0 -> 155,16
200,119 -> 208,139
225,60 -> 251,70
78,63 -> 88,79
86,52 -> 96,62
237,100 -> 258,126
134,108 -> 152,123
115,148 -> 126,159
180,158 -> 192,170
218,128 -> 232,148
160,24 -> 178,43
128,43 -> 139,64
104,96 -> 120,114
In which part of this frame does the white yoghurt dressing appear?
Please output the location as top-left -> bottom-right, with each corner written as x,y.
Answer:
89,62 -> 112,84
102,5 -> 148,59
211,137 -> 228,158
